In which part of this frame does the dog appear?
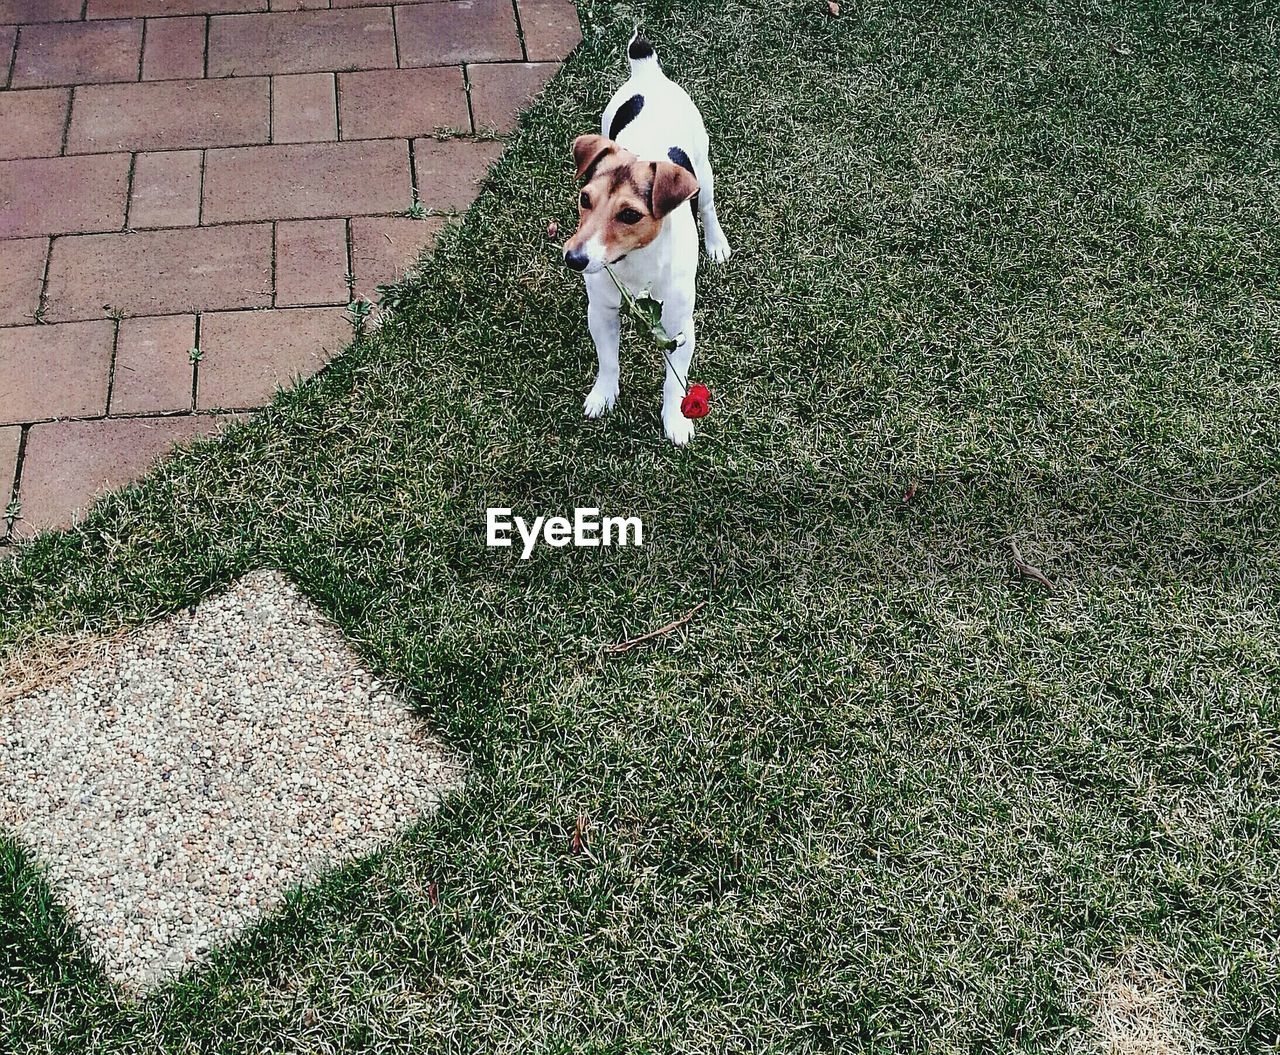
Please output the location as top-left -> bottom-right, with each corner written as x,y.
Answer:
562,31 -> 732,445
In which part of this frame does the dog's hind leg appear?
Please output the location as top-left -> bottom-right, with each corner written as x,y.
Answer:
693,159 -> 731,263
669,145 -> 732,264
583,273 -> 622,418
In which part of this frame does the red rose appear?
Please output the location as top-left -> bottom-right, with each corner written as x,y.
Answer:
680,383 -> 710,419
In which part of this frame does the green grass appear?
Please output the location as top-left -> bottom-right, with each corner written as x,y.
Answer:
3,0 -> 1279,1049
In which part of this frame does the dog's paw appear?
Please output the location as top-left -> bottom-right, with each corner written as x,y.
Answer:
705,231 -> 732,263
584,385 -> 617,419
664,413 -> 696,446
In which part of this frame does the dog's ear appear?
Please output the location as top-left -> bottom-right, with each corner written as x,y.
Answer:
649,160 -> 700,220
573,134 -> 615,181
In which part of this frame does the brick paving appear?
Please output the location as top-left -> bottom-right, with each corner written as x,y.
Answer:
0,0 -> 580,546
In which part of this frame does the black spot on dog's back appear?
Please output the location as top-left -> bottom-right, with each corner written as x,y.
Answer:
628,34 -> 655,60
609,94 -> 644,140
667,146 -> 695,177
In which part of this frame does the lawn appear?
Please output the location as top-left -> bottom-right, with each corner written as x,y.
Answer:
3,0 -> 1279,1050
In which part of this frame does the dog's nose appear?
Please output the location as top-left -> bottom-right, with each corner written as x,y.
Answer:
563,248 -> 589,272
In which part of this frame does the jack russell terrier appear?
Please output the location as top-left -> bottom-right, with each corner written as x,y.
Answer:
562,31 -> 732,445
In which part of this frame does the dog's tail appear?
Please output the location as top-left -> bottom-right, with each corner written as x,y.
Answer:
627,28 -> 661,74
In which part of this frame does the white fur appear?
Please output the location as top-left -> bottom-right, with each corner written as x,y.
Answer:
580,35 -> 731,445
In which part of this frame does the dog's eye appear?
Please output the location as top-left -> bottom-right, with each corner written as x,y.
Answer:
579,191 -> 591,209
617,207 -> 644,225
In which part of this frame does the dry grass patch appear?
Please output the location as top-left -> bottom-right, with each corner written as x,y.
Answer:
0,630 -> 128,711
1086,951 -> 1205,1055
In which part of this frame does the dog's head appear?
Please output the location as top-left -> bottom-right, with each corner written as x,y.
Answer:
562,134 -> 699,274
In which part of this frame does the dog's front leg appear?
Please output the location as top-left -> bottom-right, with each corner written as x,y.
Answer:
583,272 -> 622,418
661,304 -> 697,446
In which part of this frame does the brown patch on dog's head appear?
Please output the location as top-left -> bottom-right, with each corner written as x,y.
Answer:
572,133 -> 615,180
563,134 -> 699,273
649,160 -> 700,220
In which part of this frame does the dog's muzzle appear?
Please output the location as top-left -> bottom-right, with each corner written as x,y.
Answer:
563,248 -> 589,272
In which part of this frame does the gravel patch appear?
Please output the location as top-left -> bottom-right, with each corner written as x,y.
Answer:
0,570 -> 463,989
